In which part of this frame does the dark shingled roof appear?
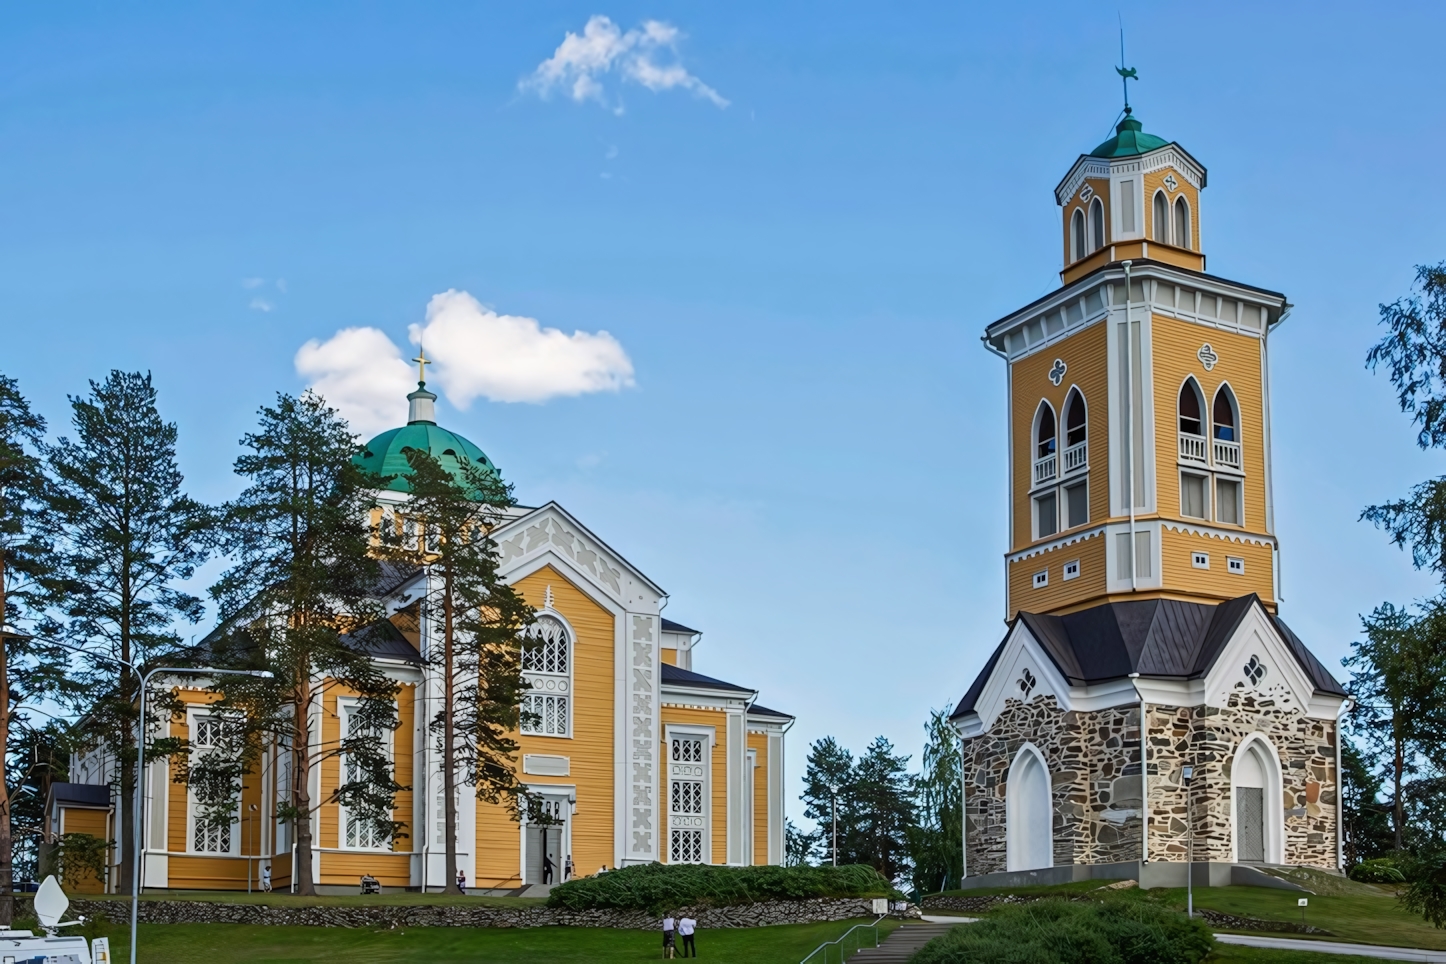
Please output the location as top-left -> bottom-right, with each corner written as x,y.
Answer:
660,663 -> 752,693
951,594 -> 1346,719
747,703 -> 794,720
50,783 -> 110,808
661,618 -> 700,635
342,618 -> 424,665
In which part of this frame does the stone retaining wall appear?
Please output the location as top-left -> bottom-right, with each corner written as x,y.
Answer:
66,896 -> 917,930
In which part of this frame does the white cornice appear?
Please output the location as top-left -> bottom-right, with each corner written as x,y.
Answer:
1007,525 -> 1106,565
1055,144 -> 1207,207
1160,521 -> 1276,548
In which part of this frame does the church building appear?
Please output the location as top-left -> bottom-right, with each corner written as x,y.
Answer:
51,380 -> 792,893
951,105 -> 1348,888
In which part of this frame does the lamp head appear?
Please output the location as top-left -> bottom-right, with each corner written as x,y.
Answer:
251,670 -> 274,679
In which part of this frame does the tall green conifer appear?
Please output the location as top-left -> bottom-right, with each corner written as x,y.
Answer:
380,448 -> 534,893
46,371 -> 212,896
201,391 -> 401,897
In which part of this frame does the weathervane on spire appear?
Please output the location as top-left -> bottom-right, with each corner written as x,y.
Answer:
1116,21 -> 1138,113
413,344 -> 430,386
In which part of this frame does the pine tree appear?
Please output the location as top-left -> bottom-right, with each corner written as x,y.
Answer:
45,371 -> 213,896
201,391 -> 402,897
800,736 -> 855,865
852,736 -> 916,884
378,448 -> 534,893
909,707 -> 963,895
0,375 -> 66,921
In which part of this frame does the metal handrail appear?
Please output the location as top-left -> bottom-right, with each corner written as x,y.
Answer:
800,916 -> 885,964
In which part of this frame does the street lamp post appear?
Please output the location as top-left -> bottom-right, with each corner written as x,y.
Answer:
828,785 -> 839,867
1182,765 -> 1194,918
131,665 -> 271,964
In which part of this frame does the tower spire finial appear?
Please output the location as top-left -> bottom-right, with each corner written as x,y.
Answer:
412,343 -> 431,387
1115,20 -> 1138,114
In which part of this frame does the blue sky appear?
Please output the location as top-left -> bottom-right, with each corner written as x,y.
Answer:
4,2 -> 1445,830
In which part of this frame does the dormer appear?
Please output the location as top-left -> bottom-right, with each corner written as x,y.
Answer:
1055,109 -> 1207,284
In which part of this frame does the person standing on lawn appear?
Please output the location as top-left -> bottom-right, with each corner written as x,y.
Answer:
662,913 -> 676,958
260,865 -> 271,893
564,854 -> 574,881
679,915 -> 697,957
457,868 -> 467,895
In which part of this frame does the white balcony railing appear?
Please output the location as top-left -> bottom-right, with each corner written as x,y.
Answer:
1178,432 -> 1208,463
1033,453 -> 1057,486
1213,438 -> 1242,470
1062,440 -> 1088,474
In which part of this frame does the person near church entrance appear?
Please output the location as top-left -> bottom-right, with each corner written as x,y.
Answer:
662,914 -> 677,958
564,854 -> 574,881
456,869 -> 467,895
260,865 -> 271,893
679,916 -> 697,957
542,852 -> 555,885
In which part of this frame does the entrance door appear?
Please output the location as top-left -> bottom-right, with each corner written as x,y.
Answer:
1236,788 -> 1264,862
524,798 -> 567,885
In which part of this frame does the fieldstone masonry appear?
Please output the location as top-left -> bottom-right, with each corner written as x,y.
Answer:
964,684 -> 1337,876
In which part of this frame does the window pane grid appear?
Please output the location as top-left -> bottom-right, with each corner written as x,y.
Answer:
670,829 -> 703,864
522,694 -> 570,736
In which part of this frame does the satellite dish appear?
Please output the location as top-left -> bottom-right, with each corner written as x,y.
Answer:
33,875 -> 68,928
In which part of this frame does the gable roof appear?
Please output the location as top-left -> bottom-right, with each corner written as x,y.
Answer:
952,594 -> 1345,719
747,703 -> 794,720
660,663 -> 753,693
662,618 -> 700,635
49,783 -> 110,809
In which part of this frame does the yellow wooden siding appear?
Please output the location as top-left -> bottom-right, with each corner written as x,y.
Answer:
1150,316 -> 1273,561
320,851 -> 412,887
1059,177 -> 1111,271
1007,530 -> 1108,618
472,565 -> 615,887
58,807 -> 108,893
1010,319 -> 1110,553
1141,167 -> 1201,254
1160,527 -> 1275,606
748,731 -> 769,864
661,648 -> 678,666
165,854 -> 255,890
660,705 -> 730,864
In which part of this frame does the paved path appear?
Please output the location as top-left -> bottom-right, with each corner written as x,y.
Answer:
1215,934 -> 1446,961
849,921 -> 960,963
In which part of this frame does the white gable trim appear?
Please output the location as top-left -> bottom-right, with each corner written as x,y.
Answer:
971,623 -> 1071,733
1202,602 -> 1323,717
495,502 -> 664,611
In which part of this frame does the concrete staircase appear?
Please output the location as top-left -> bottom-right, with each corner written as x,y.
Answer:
849,921 -> 960,963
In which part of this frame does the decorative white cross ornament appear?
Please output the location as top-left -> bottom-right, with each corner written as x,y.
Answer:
1018,668 -> 1036,697
1163,173 -> 1179,192
1197,344 -> 1219,371
1079,184 -> 1094,203
1048,358 -> 1067,386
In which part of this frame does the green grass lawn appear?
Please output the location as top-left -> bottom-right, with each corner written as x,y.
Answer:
1207,944 -> 1401,964
76,916 -> 900,964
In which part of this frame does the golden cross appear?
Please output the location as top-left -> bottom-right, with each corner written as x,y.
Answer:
413,345 -> 430,385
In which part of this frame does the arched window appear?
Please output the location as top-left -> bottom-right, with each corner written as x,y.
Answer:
1071,208 -> 1085,262
1090,197 -> 1105,251
1179,379 -> 1204,437
1152,191 -> 1169,243
1174,196 -> 1191,249
1212,385 -> 1238,442
1006,745 -> 1053,872
1035,402 -> 1056,459
1064,388 -> 1086,448
521,615 -> 572,737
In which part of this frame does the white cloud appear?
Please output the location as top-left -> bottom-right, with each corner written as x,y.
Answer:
294,292 -> 634,434
522,15 -> 728,111
242,277 -> 264,289
409,290 -> 634,405
249,297 -> 275,312
294,327 -> 414,436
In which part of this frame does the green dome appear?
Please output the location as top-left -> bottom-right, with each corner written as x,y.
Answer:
1090,111 -> 1169,158
354,421 -> 498,498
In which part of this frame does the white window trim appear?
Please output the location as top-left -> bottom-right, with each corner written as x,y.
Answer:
665,724 -> 715,865
186,708 -> 241,856
337,697 -> 396,852
1180,469 -> 1211,520
1005,742 -> 1054,872
519,783 -> 574,884
1230,733 -> 1285,865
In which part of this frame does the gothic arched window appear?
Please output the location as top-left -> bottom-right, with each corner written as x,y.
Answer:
1071,208 -> 1086,262
1006,745 -> 1053,872
1174,196 -> 1191,249
1153,191 -> 1169,243
1035,402 -> 1056,459
1212,385 -> 1239,442
1064,388 -> 1086,449
1089,197 -> 1105,251
1179,379 -> 1204,437
521,615 -> 572,738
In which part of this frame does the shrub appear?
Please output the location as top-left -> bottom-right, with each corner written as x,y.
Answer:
912,898 -> 1213,964
1349,857 -> 1407,884
546,862 -> 895,912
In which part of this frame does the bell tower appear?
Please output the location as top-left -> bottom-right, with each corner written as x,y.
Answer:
985,108 -> 1289,619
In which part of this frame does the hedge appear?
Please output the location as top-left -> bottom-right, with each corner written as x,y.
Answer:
912,898 -> 1214,964
546,863 -> 896,913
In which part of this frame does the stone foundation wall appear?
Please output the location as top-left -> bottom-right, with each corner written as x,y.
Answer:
963,689 -> 1338,876
65,896 -> 916,929
964,697 -> 1144,876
